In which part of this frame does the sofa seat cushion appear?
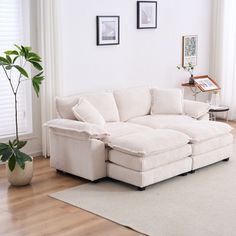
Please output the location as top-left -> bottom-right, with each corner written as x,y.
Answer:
105,122 -> 152,140
113,87 -> 151,121
109,145 -> 191,171
107,129 -> 190,157
191,133 -> 233,155
129,114 -> 195,128
129,115 -> 233,143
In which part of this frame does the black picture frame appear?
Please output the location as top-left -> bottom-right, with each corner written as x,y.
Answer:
137,1 -> 157,29
96,16 -> 120,46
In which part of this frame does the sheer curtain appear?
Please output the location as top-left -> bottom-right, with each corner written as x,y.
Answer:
211,0 -> 236,120
37,0 -> 60,156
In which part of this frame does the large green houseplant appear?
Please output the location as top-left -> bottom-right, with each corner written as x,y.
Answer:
0,45 -> 44,185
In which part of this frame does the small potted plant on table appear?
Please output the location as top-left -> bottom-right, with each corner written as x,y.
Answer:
177,62 -> 195,84
0,45 -> 44,186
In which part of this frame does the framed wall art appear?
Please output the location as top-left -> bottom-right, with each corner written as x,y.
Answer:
137,1 -> 157,29
182,35 -> 198,66
193,75 -> 220,92
96,16 -> 120,46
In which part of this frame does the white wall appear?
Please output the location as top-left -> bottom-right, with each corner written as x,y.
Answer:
56,0 -> 212,100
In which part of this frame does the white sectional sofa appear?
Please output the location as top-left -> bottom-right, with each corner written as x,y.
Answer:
47,87 -> 233,190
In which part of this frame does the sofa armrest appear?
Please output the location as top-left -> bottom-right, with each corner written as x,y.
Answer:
183,99 -> 210,119
46,119 -> 110,140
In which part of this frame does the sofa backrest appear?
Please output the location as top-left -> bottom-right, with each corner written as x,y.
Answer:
56,87 -> 155,122
56,95 -> 79,120
56,92 -> 120,122
113,87 -> 151,121
79,92 -> 119,122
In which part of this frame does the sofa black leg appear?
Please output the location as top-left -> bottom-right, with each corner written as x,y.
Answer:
179,172 -> 188,176
189,170 -> 196,174
223,158 -> 230,162
56,169 -> 65,174
137,187 -> 146,191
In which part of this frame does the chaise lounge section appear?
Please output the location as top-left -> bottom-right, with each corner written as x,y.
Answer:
47,87 -> 233,189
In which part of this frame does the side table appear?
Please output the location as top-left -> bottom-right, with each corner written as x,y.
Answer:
209,105 -> 229,121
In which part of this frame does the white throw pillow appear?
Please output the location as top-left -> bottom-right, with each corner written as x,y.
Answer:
80,92 -> 120,122
151,88 -> 183,115
72,98 -> 105,126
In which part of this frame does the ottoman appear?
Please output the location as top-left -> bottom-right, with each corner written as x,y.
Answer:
129,116 -> 234,171
107,129 -> 192,189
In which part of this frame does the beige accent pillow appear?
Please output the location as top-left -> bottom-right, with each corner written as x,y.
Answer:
151,88 -> 183,114
72,98 -> 105,126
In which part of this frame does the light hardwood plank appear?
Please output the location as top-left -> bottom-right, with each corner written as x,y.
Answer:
0,157 -> 142,236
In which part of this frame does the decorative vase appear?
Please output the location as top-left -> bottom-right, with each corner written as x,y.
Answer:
189,75 -> 195,84
6,157 -> 33,186
210,92 -> 221,106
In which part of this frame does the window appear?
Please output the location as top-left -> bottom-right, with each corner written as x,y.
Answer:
0,0 -> 32,138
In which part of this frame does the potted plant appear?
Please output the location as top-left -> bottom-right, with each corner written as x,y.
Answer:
177,62 -> 195,84
0,45 -> 44,186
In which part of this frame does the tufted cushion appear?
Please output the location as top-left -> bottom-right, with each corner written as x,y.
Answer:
108,129 -> 190,157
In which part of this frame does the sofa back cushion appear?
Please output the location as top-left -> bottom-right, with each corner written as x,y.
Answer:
72,98 -> 106,125
56,96 -> 78,120
80,92 -> 119,122
113,87 -> 151,121
151,88 -> 183,115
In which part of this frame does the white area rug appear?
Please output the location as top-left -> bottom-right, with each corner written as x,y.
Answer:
50,153 -> 236,236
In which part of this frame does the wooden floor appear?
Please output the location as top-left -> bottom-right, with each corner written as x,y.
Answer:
0,158 -> 142,236
1,120 -> 235,236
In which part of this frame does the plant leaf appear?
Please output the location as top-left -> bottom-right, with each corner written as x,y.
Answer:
30,61 -> 43,71
0,56 -> 9,64
0,143 -> 13,162
6,55 -> 12,64
13,56 -> 19,64
0,143 -> 9,151
14,65 -> 29,78
14,44 -> 21,51
32,75 -> 44,97
8,155 -> 16,171
9,140 -> 13,147
4,50 -> 18,55
5,65 -> 12,70
12,139 -> 18,147
28,57 -> 41,62
28,52 -> 41,60
24,46 -> 32,51
15,149 -> 32,170
17,140 -> 27,149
